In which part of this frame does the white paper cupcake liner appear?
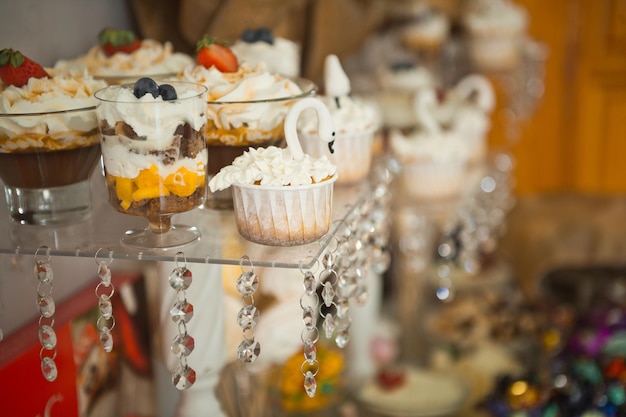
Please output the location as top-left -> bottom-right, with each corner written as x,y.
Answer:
299,129 -> 375,184
231,175 -> 337,246
400,159 -> 468,201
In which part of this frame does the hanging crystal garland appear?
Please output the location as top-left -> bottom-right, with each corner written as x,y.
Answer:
34,246 -> 57,382
300,257 -> 320,397
169,252 -> 196,390
236,255 -> 261,363
94,248 -> 115,353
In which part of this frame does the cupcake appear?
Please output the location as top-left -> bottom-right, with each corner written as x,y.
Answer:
230,27 -> 301,78
178,36 -> 315,208
209,97 -> 337,246
389,88 -> 470,202
462,0 -> 529,72
55,28 -> 194,83
298,55 -> 380,185
0,48 -> 107,224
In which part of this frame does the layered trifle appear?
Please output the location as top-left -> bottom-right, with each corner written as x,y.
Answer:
0,48 -> 107,224
94,78 -> 208,243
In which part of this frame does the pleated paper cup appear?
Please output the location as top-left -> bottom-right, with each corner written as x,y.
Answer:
300,128 -> 375,185
400,159 -> 468,201
231,174 -> 338,246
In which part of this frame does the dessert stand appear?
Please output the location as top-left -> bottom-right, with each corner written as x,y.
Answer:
0,149 -> 393,416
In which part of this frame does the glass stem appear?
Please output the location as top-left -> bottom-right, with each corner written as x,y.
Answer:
148,215 -> 172,234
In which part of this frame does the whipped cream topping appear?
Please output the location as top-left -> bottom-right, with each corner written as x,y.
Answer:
0,68 -> 106,151
55,39 -> 194,78
464,0 -> 528,35
376,63 -> 436,92
208,145 -> 336,190
231,37 -> 301,78
95,83 -> 206,146
178,64 -> 306,136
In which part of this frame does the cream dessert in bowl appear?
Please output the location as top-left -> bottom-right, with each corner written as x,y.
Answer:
95,78 -> 208,249
298,54 -> 380,184
0,49 -> 107,225
209,97 -> 337,246
178,37 -> 315,208
55,29 -> 194,84
231,27 -> 301,78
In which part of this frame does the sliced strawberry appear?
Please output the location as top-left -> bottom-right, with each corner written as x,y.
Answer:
195,36 -> 238,73
98,28 -> 141,57
0,49 -> 49,87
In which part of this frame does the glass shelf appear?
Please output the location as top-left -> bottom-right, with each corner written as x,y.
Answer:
0,171 -> 370,268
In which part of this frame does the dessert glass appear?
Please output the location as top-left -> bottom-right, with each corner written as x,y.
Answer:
204,77 -> 316,209
0,106 -> 101,225
94,81 -> 208,250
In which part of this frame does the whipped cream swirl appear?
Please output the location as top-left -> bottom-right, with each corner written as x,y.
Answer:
231,37 -> 301,78
209,145 -> 336,191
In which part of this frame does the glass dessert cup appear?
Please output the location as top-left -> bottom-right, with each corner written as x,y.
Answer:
0,107 -> 101,225
95,81 -> 208,250
204,77 -> 316,210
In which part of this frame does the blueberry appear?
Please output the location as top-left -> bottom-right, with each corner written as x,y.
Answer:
133,77 -> 159,98
241,28 -> 257,43
158,84 -> 177,101
256,27 -> 274,44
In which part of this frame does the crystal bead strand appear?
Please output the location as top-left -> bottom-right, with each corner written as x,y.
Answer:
94,248 -> 115,353
169,252 -> 196,390
236,255 -> 261,363
35,246 -> 57,382
318,247 -> 346,348
299,258 -> 320,397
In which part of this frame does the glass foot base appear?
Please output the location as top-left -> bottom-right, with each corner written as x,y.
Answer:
121,225 -> 201,250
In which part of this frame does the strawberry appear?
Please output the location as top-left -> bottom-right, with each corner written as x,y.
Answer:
98,28 -> 141,57
0,49 -> 49,87
195,36 -> 238,72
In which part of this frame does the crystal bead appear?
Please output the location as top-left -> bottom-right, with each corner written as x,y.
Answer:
170,300 -> 194,324
100,329 -> 114,353
236,271 -> 258,296
237,305 -> 259,330
98,263 -> 112,286
41,357 -> 58,382
355,286 -> 369,305
335,329 -> 350,348
99,295 -> 113,319
169,267 -> 192,291
34,262 -> 53,283
304,371 -> 317,398
38,295 -> 55,318
171,333 -> 195,357
336,300 -> 350,318
303,271 -> 316,295
303,306 -> 316,328
322,282 -> 335,307
172,364 -> 196,390
304,341 -> 317,362
39,325 -> 57,350
237,338 -> 261,363
323,313 -> 335,339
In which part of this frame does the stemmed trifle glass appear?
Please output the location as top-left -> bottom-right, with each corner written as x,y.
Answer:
95,79 -> 208,250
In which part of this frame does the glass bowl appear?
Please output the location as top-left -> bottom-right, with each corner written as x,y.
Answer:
0,106 -> 101,225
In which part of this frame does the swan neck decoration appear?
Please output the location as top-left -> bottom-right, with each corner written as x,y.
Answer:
414,88 -> 442,137
284,97 -> 336,161
455,74 -> 495,113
